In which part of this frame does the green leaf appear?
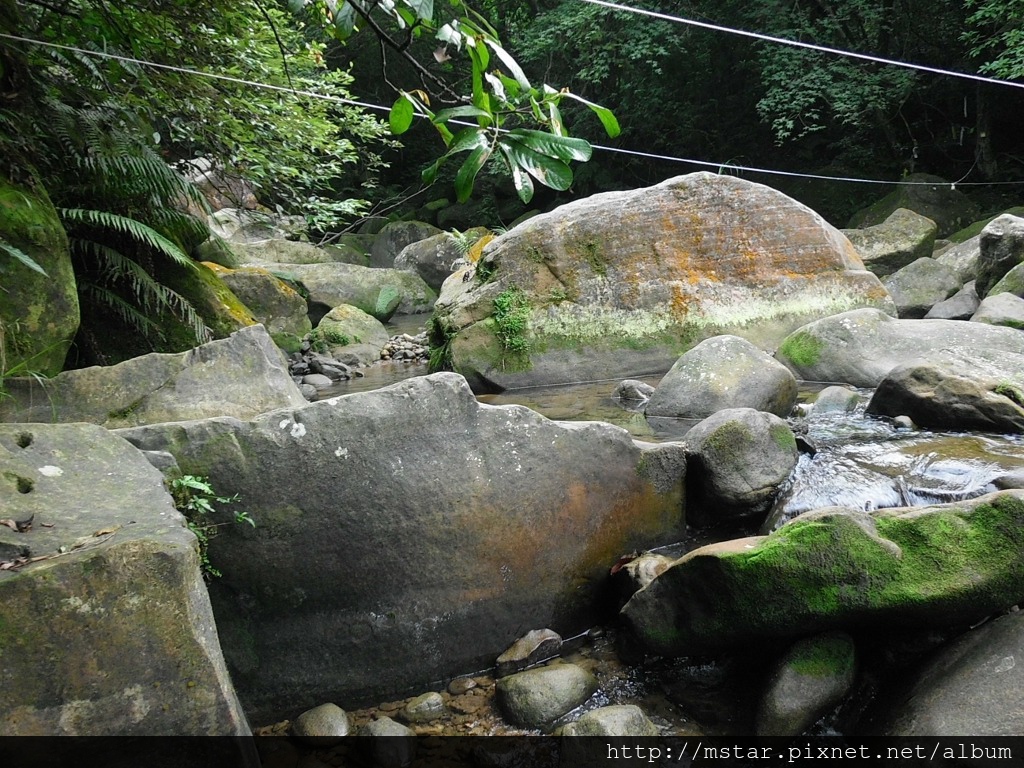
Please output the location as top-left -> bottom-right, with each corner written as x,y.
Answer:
432,105 -> 492,125
500,146 -> 535,204
500,138 -> 573,191
506,129 -> 592,163
389,94 -> 416,134
334,2 -> 359,38
559,92 -> 621,138
454,144 -> 491,203
404,0 -> 433,21
484,39 -> 531,91
447,126 -> 488,154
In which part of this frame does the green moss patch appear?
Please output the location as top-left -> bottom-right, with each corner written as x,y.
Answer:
778,331 -> 825,368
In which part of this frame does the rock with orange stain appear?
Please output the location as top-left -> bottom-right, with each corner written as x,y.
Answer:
433,172 -> 894,392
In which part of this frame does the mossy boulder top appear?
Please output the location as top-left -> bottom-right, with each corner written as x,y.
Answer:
433,172 -> 894,391
621,491 -> 1024,658
775,307 -> 1024,387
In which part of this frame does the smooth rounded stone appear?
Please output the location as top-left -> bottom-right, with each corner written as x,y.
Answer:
359,716 -> 417,768
684,407 -> 799,527
994,470 -> 1024,490
976,214 -> 1024,297
400,691 -> 446,723
882,256 -> 961,318
496,628 -> 564,678
924,281 -> 980,320
299,383 -> 318,401
613,379 -> 655,402
301,373 -> 334,391
892,415 -> 916,430
970,292 -> 1024,329
873,609 -> 1024,735
496,664 -> 598,729
292,702 -> 350,745
561,704 -> 659,736
755,631 -> 857,737
617,552 -> 674,593
935,235 -> 980,283
646,335 -> 798,419
812,385 -> 861,415
448,677 -> 478,695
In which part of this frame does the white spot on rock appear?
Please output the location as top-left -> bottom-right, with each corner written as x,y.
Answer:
38,465 -> 64,477
335,447 -> 349,458
995,655 -> 1016,674
290,422 -> 306,438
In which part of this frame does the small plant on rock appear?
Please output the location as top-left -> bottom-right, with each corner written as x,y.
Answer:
169,475 -> 254,580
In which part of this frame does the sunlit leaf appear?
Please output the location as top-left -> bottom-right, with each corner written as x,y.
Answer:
559,92 -> 621,138
402,0 -> 433,22
389,94 -> 415,134
484,39 -> 531,91
500,146 -> 535,203
334,1 -> 358,38
484,72 -> 506,102
500,137 -> 573,191
432,105 -> 491,126
506,129 -> 592,163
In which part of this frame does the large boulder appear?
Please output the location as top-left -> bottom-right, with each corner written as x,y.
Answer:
934,235 -> 980,283
923,281 -> 979,320
394,228 -> 488,291
621,492 -> 1024,658
0,174 -> 79,376
976,214 -> 1024,297
311,304 -> 390,365
431,172 -> 894,391
369,221 -> 443,268
115,373 -> 688,719
0,325 -> 306,428
866,348 -> 1024,433
775,308 -> 1024,387
206,264 -> 312,351
232,238 -> 347,266
970,292 -> 1024,329
881,257 -> 960,318
846,174 -> 981,238
645,335 -> 797,419
0,423 -> 248,735
684,407 -> 798,527
254,261 -> 436,322
842,208 -> 937,277
873,610 -> 1024,736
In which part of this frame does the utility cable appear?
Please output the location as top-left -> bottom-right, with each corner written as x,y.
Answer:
3,31 -> 1023,188
580,0 -> 1024,92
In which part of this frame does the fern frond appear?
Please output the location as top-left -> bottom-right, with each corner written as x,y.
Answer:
0,238 -> 48,276
80,282 -> 161,338
60,208 -> 196,269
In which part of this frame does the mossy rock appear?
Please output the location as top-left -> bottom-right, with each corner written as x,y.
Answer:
0,174 -> 79,376
947,206 -> 1024,244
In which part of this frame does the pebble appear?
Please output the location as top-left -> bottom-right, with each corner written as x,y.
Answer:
400,691 -> 447,723
291,702 -> 350,745
380,331 -> 430,363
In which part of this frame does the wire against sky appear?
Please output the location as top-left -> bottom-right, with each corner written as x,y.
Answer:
580,0 -> 1024,92
2,30 -> 1022,188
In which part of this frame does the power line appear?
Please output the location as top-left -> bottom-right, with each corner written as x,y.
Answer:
2,31 -> 1021,188
580,0 -> 1024,92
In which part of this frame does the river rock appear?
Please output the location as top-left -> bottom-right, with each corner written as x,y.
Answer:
311,304 -> 390,365
253,261 -> 436,322
369,221 -> 443,268
613,379 -> 655,403
621,491 -> 1024,658
231,238 -> 343,265
293,703 -> 350,744
496,629 -> 563,678
432,172 -> 893,391
935,236 -> 980,283
496,664 -> 598,729
684,407 -> 798,527
755,631 -> 857,736
0,424 -> 249,735
881,257 -> 960,318
971,292 -> 1024,329
645,335 -> 798,419
812,386 -> 861,415
206,264 -> 311,351
400,692 -> 446,724
976,214 -> 1024,297
775,308 -> 1024,387
394,229 -> 488,291
846,174 -> 980,238
924,281 -> 979,320
866,348 -> 1024,433
561,704 -> 659,736
0,324 -> 306,428
116,372 -> 688,719
873,609 -> 1024,735
0,173 -> 79,376
359,716 -> 416,767
842,208 -> 938,277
